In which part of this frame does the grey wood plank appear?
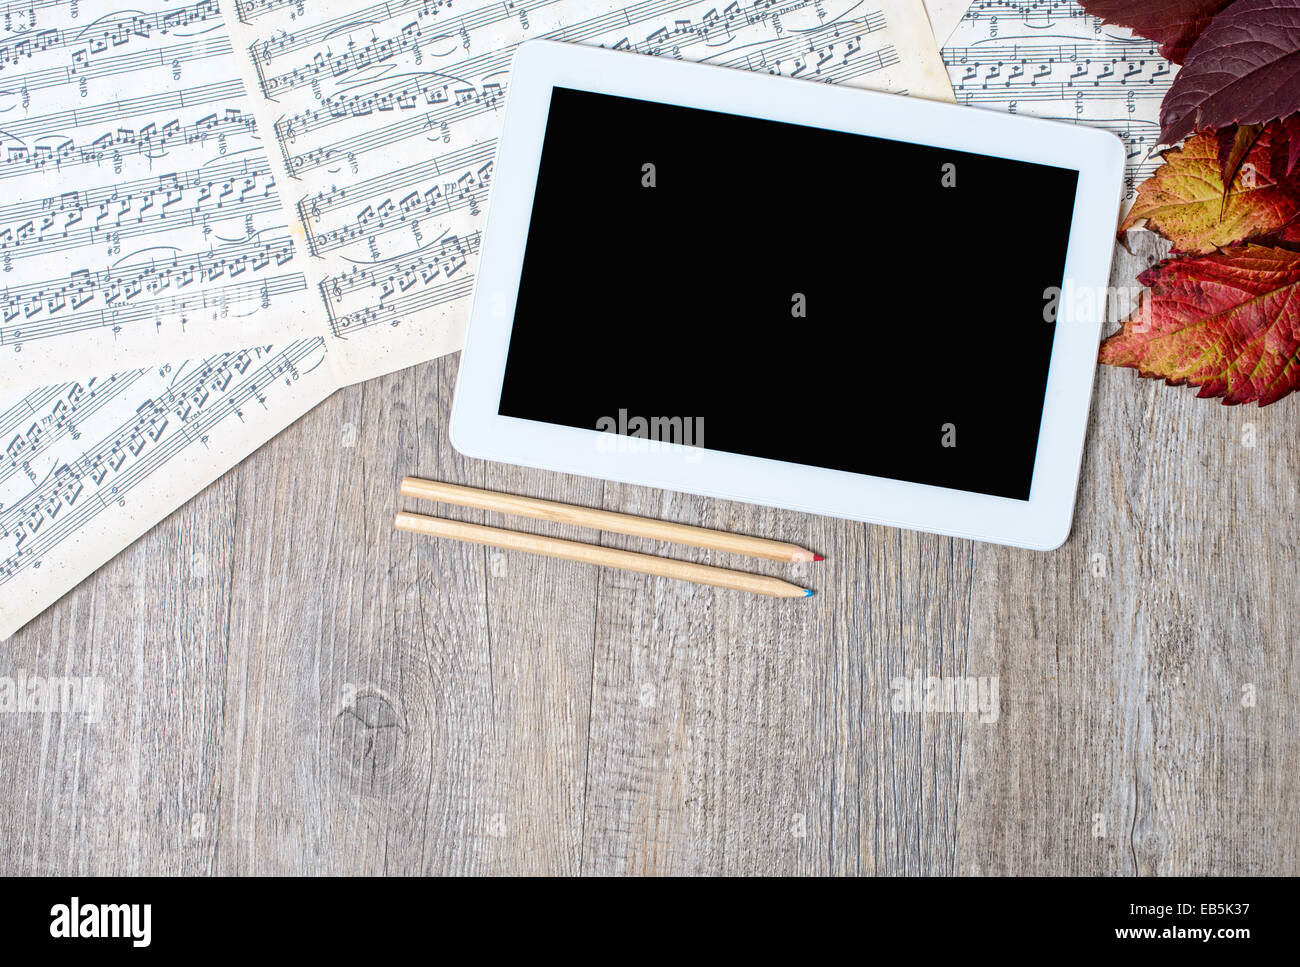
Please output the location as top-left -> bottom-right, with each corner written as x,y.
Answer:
576,484 -> 974,875
867,529 -> 975,874
577,483 -> 738,875
464,460 -> 602,875
383,357 -> 500,876
0,471 -> 238,876
214,357 -> 498,874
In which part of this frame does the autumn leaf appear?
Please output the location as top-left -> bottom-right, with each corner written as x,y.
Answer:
1216,122 -> 1264,188
1160,0 -> 1300,144
1078,0 -> 1238,63
1121,120 -> 1300,253
1099,244 -> 1300,405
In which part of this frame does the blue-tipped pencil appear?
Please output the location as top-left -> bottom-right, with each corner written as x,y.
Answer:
395,511 -> 814,599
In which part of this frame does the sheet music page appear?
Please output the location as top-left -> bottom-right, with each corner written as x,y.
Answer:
223,0 -> 956,387
0,338 -> 334,639
0,0 -> 320,392
942,1 -> 1177,207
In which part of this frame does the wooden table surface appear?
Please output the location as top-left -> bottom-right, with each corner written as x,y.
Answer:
2,239 -> 1297,876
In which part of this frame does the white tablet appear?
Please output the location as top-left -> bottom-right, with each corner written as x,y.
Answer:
450,40 -> 1125,551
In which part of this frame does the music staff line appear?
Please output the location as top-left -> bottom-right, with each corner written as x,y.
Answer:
323,271 -> 472,336
0,35 -> 233,100
299,140 -> 492,241
0,340 -> 326,582
960,0 -> 1100,24
0,78 -> 245,143
0,273 -> 307,345
0,0 -> 221,68
326,229 -> 480,302
1,372 -> 149,488
271,8 -> 875,147
0,234 -> 295,317
252,0 -> 542,67
945,38 -> 1169,63
0,154 -> 272,226
2,343 -> 303,528
234,0 -> 453,27
950,80 -> 1170,102
0,162 -> 280,263
0,110 -> 257,182
257,0 -> 802,104
1,194 -> 281,265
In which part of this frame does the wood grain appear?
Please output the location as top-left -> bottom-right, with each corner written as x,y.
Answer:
1,235 -> 1297,874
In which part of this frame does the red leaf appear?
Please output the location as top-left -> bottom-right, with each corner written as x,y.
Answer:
1260,219 -> 1300,248
1160,0 -> 1300,145
1285,113 -> 1300,174
1078,0 -> 1238,63
1099,245 -> 1300,405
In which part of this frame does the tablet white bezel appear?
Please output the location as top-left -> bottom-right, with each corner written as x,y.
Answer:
450,40 -> 1125,551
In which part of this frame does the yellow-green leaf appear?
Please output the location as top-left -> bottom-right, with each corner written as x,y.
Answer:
1120,121 -> 1300,253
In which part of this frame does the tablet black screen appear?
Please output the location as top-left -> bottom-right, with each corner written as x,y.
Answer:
497,87 -> 1079,501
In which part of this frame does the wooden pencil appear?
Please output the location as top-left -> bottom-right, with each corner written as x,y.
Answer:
399,476 -> 822,563
393,511 -> 813,598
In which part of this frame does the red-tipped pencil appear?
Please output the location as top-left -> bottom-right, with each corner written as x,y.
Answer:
400,477 -> 823,564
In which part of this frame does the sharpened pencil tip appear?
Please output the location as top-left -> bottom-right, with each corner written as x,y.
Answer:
803,588 -> 814,598
812,553 -> 825,561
